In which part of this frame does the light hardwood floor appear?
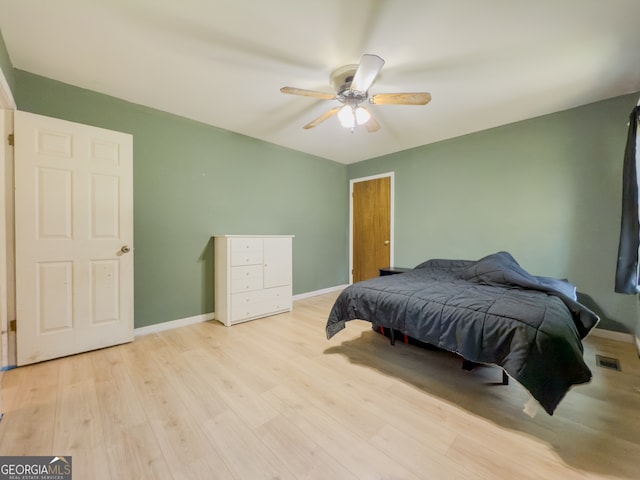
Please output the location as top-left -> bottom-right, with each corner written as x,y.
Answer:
0,292 -> 639,479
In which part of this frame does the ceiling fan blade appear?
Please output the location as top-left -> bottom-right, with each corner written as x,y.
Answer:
365,114 -> 381,133
303,107 -> 341,129
350,54 -> 385,93
370,92 -> 432,105
280,86 -> 336,100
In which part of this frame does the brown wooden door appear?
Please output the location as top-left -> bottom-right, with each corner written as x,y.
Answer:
352,176 -> 391,283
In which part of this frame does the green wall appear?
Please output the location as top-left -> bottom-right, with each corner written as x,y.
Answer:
7,64 -> 640,333
348,92 -> 640,333
14,70 -> 349,328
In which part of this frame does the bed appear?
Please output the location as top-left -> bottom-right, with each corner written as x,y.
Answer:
326,251 -> 599,415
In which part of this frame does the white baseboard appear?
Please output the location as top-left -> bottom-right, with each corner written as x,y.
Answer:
590,327 -> 635,343
133,285 -> 347,338
134,312 -> 215,337
293,285 -> 347,301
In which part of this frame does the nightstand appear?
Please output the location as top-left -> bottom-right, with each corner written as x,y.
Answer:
379,266 -> 412,276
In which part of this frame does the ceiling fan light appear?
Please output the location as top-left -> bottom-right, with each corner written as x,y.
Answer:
338,105 -> 355,128
355,106 -> 371,125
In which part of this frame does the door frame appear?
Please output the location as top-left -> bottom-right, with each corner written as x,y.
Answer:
0,64 -> 16,416
349,172 -> 394,284
0,64 -> 16,370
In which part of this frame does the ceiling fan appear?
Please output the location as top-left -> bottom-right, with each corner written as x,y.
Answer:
280,54 -> 431,132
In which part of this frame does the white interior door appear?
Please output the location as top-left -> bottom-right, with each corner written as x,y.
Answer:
15,111 -> 134,366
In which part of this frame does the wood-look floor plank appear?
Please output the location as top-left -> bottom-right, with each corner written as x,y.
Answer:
369,422 -> 476,479
256,413 -> 360,480
0,291 -> 638,480
262,384 -> 423,480
52,357 -> 111,479
104,424 -> 174,480
0,359 -> 59,455
177,343 -> 280,430
121,334 -> 235,479
91,349 -> 149,442
89,347 -> 173,479
201,409 -> 297,480
443,432 -> 586,480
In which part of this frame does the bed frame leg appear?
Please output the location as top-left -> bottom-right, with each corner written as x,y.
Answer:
462,359 -> 479,371
379,326 -> 396,346
462,360 -> 509,385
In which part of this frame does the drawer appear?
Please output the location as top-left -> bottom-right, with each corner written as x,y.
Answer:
230,265 -> 263,292
231,265 -> 262,280
231,249 -> 263,266
230,237 -> 263,252
260,287 -> 292,314
231,303 -> 264,323
231,238 -> 262,266
230,237 -> 263,266
231,276 -> 263,293
230,293 -> 265,322
230,286 -> 291,322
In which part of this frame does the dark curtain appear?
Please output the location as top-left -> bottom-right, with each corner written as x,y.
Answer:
615,105 -> 640,294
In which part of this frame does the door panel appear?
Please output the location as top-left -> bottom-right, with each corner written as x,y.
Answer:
15,111 -> 133,366
37,261 -> 74,333
90,259 -> 120,324
90,173 -> 120,238
352,176 -> 391,283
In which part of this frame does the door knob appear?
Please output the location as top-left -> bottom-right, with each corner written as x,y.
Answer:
121,245 -> 131,254
384,240 -> 390,245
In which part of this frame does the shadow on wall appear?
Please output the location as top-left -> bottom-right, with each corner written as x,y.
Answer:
577,291 -> 630,333
200,237 -> 215,313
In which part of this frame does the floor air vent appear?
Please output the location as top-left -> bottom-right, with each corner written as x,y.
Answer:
595,355 -> 621,371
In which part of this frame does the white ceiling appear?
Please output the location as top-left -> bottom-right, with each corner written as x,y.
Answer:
1,0 -> 640,164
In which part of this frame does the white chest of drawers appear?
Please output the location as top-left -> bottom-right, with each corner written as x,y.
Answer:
213,235 -> 294,326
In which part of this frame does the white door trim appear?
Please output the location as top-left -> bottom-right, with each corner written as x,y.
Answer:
0,65 -> 15,417
349,171 -> 395,285
0,110 -> 13,370
0,63 -> 16,370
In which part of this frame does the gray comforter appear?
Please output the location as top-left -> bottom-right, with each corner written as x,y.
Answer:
326,252 -> 599,415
